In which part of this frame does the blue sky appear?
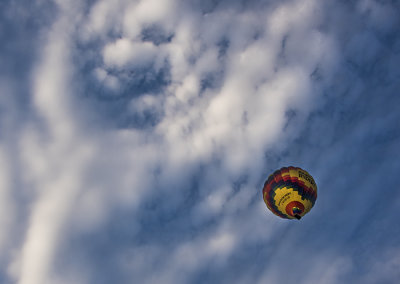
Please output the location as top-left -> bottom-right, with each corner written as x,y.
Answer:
1,0 -> 400,283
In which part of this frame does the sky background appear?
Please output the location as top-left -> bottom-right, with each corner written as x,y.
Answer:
1,0 -> 400,283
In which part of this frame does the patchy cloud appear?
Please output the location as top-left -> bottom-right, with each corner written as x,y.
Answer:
0,0 -> 399,283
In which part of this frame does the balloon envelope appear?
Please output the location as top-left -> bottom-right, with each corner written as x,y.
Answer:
262,166 -> 317,220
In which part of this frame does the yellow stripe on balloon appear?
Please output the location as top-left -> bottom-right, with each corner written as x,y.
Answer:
273,186 -> 313,219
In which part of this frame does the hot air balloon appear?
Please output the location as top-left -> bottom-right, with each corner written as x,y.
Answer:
262,166 -> 317,220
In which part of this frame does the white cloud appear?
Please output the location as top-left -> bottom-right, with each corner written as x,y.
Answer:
94,67 -> 121,92
135,0 -> 177,25
103,38 -> 159,68
2,0 -> 399,283
85,0 -> 123,36
267,0 -> 319,37
123,0 -> 177,39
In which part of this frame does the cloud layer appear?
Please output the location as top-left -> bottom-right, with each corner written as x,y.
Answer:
1,0 -> 399,283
